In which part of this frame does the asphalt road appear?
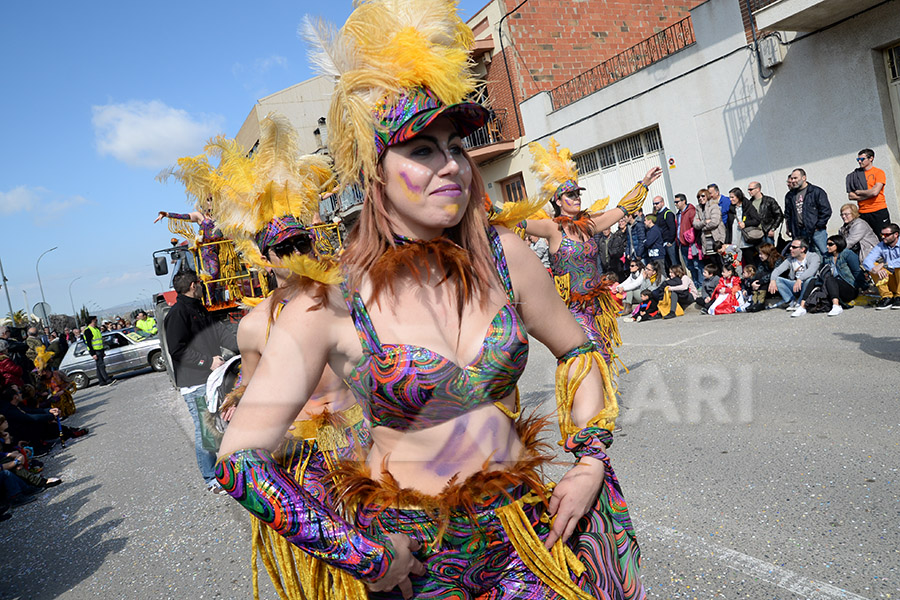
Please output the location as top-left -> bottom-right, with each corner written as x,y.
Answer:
2,304 -> 898,599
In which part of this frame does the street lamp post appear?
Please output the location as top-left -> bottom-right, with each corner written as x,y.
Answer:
0,255 -> 14,324
69,276 -> 83,327
36,246 -> 58,326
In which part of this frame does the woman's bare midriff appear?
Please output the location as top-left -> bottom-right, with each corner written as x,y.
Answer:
366,398 -> 524,494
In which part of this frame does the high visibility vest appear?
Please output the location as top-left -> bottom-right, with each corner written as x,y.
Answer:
137,317 -> 157,334
84,325 -> 104,351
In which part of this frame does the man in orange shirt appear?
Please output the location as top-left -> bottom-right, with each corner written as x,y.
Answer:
848,148 -> 890,237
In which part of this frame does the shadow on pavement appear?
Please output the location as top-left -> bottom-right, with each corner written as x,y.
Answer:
833,331 -> 900,362
2,477 -> 127,599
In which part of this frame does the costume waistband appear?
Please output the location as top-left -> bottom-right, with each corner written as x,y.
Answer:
285,403 -> 365,446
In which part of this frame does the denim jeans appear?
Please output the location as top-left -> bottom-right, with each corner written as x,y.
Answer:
679,244 -> 704,287
664,242 -> 678,272
181,386 -> 218,485
775,276 -> 812,304
799,229 -> 829,255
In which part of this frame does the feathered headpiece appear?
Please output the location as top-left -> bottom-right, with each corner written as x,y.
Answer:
156,153 -> 220,208
207,115 -> 339,283
303,0 -> 489,188
528,139 -> 583,205
33,345 -> 54,371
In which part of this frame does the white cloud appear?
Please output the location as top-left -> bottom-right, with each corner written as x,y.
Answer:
97,270 -> 145,289
232,55 -> 289,97
92,100 -> 224,169
0,185 -> 43,214
0,186 -> 92,223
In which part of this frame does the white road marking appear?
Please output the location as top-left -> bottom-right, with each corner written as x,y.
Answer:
646,525 -> 871,600
623,330 -> 717,347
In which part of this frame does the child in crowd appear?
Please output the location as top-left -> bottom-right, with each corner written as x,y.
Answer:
630,289 -> 660,322
707,263 -> 747,314
741,264 -> 767,311
696,264 -> 721,312
713,240 -> 742,276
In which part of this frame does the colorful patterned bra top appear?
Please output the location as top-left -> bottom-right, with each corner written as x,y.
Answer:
549,233 -> 601,296
342,227 -> 528,432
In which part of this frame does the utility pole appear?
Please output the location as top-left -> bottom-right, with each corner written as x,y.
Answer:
0,255 -> 14,324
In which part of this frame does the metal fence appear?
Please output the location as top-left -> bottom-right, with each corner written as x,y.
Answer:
549,16 -> 696,111
462,108 -> 508,150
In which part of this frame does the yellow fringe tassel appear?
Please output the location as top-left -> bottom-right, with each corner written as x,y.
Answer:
495,492 -> 592,600
616,182 -> 649,216
555,350 -> 618,441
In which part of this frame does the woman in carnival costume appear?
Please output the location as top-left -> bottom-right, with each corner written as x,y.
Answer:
201,116 -> 371,599
523,140 -> 661,367
217,1 -> 644,598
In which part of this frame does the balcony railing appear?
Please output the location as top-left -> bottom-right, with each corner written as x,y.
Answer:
549,16 -> 696,111
462,108 -> 508,150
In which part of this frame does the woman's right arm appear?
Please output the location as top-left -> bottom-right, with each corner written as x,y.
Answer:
217,294 -> 398,584
843,220 -> 865,248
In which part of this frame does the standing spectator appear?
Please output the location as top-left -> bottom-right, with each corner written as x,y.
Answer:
708,183 -> 731,227
163,270 -> 236,493
592,227 -> 611,274
46,331 -> 66,371
847,148 -> 890,236
693,189 -> 725,258
63,327 -> 73,344
793,235 -> 862,318
727,187 -> 762,266
624,212 -> 645,263
748,181 -> 784,245
838,203 -> 879,267
675,193 -> 702,286
24,328 -> 42,362
526,235 -> 551,270
767,238 -> 822,309
41,327 -> 51,346
82,316 -> 113,386
643,214 -> 664,267
784,168 -> 832,255
0,327 -> 33,384
652,196 -> 678,270
862,223 -> 900,309
607,218 -> 628,283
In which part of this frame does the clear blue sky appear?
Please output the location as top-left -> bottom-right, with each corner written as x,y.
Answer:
0,0 -> 488,322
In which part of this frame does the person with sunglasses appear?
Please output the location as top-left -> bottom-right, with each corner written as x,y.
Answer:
791,235 -> 862,317
767,238 -> 821,310
847,149 -> 890,237
747,182 -> 783,246
862,223 -> 900,309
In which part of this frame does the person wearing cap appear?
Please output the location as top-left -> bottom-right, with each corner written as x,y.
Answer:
217,2 -> 646,599
522,138 -> 661,367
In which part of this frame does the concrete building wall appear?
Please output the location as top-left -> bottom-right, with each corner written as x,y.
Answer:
517,0 -> 900,232
235,75 -> 334,155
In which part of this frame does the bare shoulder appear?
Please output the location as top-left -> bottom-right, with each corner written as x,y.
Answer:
493,226 -> 550,299
237,296 -> 272,339
269,284 -> 347,342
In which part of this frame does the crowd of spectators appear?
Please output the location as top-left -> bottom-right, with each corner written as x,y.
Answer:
0,325 -> 88,522
584,149 -> 899,319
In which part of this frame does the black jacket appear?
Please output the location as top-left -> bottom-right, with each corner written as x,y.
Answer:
592,232 -> 610,273
784,183 -> 831,237
164,294 -> 234,388
643,225 -> 664,263
725,200 -> 762,245
754,195 -> 784,235
655,207 -> 678,244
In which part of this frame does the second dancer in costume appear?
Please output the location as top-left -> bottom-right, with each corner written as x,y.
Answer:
524,140 -> 661,366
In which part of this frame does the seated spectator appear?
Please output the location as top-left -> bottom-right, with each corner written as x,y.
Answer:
792,235 -> 862,317
707,263 -> 747,315
741,264 -> 766,311
614,259 -> 645,315
768,238 -> 822,310
631,289 -> 660,322
1,414 -> 61,492
643,214 -> 664,265
838,203 -> 879,269
862,222 -> 900,310
0,386 -> 87,447
658,264 -> 698,311
712,240 -> 742,275
0,341 -> 25,388
695,264 -> 721,312
642,260 -> 663,295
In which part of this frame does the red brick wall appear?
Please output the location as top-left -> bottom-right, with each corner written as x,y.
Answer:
504,0 -> 705,99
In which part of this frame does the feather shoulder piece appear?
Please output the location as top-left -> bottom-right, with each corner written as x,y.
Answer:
489,195 -> 548,229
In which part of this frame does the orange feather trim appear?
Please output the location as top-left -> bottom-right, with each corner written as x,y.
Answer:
553,211 -> 595,238
329,413 -> 556,549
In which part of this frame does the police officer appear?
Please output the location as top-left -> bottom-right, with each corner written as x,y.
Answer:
82,316 -> 114,386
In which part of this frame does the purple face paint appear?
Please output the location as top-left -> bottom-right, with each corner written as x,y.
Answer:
399,171 -> 422,193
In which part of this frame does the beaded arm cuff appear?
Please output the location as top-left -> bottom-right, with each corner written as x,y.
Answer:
564,426 -> 613,460
215,448 -> 393,582
165,212 -> 192,220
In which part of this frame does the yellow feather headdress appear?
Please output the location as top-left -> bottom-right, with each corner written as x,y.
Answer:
528,139 -> 581,205
303,0 -> 487,188
156,153 -> 221,209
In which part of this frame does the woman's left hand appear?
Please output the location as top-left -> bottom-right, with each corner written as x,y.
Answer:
544,457 -> 606,549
